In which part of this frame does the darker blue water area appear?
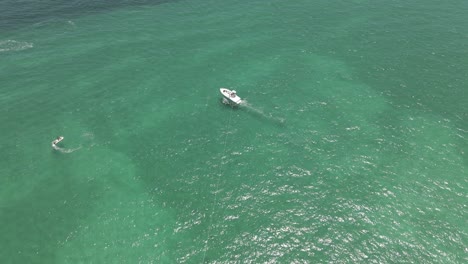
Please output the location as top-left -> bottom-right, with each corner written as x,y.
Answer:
0,0 -> 175,32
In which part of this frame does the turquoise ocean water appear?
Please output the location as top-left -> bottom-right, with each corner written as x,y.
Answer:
1,0 -> 467,263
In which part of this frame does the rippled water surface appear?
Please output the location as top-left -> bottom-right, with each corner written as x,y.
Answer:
0,0 -> 467,263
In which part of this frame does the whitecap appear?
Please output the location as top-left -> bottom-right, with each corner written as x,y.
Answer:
0,40 -> 33,52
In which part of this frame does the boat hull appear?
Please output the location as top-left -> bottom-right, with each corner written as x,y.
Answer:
52,136 -> 64,146
220,88 -> 242,105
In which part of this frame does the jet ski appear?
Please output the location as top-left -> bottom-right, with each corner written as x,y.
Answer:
52,136 -> 64,147
220,88 -> 242,106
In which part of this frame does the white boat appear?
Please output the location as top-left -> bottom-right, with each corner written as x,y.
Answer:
220,88 -> 242,106
52,136 -> 64,146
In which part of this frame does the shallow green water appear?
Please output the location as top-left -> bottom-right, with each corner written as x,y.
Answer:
1,0 -> 467,263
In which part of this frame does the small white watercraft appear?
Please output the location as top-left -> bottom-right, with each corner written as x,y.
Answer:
220,88 -> 242,106
52,136 -> 64,147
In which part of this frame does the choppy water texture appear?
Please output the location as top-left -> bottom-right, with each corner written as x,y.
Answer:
1,0 -> 467,263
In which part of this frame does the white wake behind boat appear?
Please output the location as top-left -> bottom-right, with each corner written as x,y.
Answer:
220,88 -> 242,106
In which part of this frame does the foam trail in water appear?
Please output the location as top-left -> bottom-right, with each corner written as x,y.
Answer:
240,100 -> 266,116
51,135 -> 91,154
240,100 -> 286,125
52,144 -> 81,153
0,40 -> 33,52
